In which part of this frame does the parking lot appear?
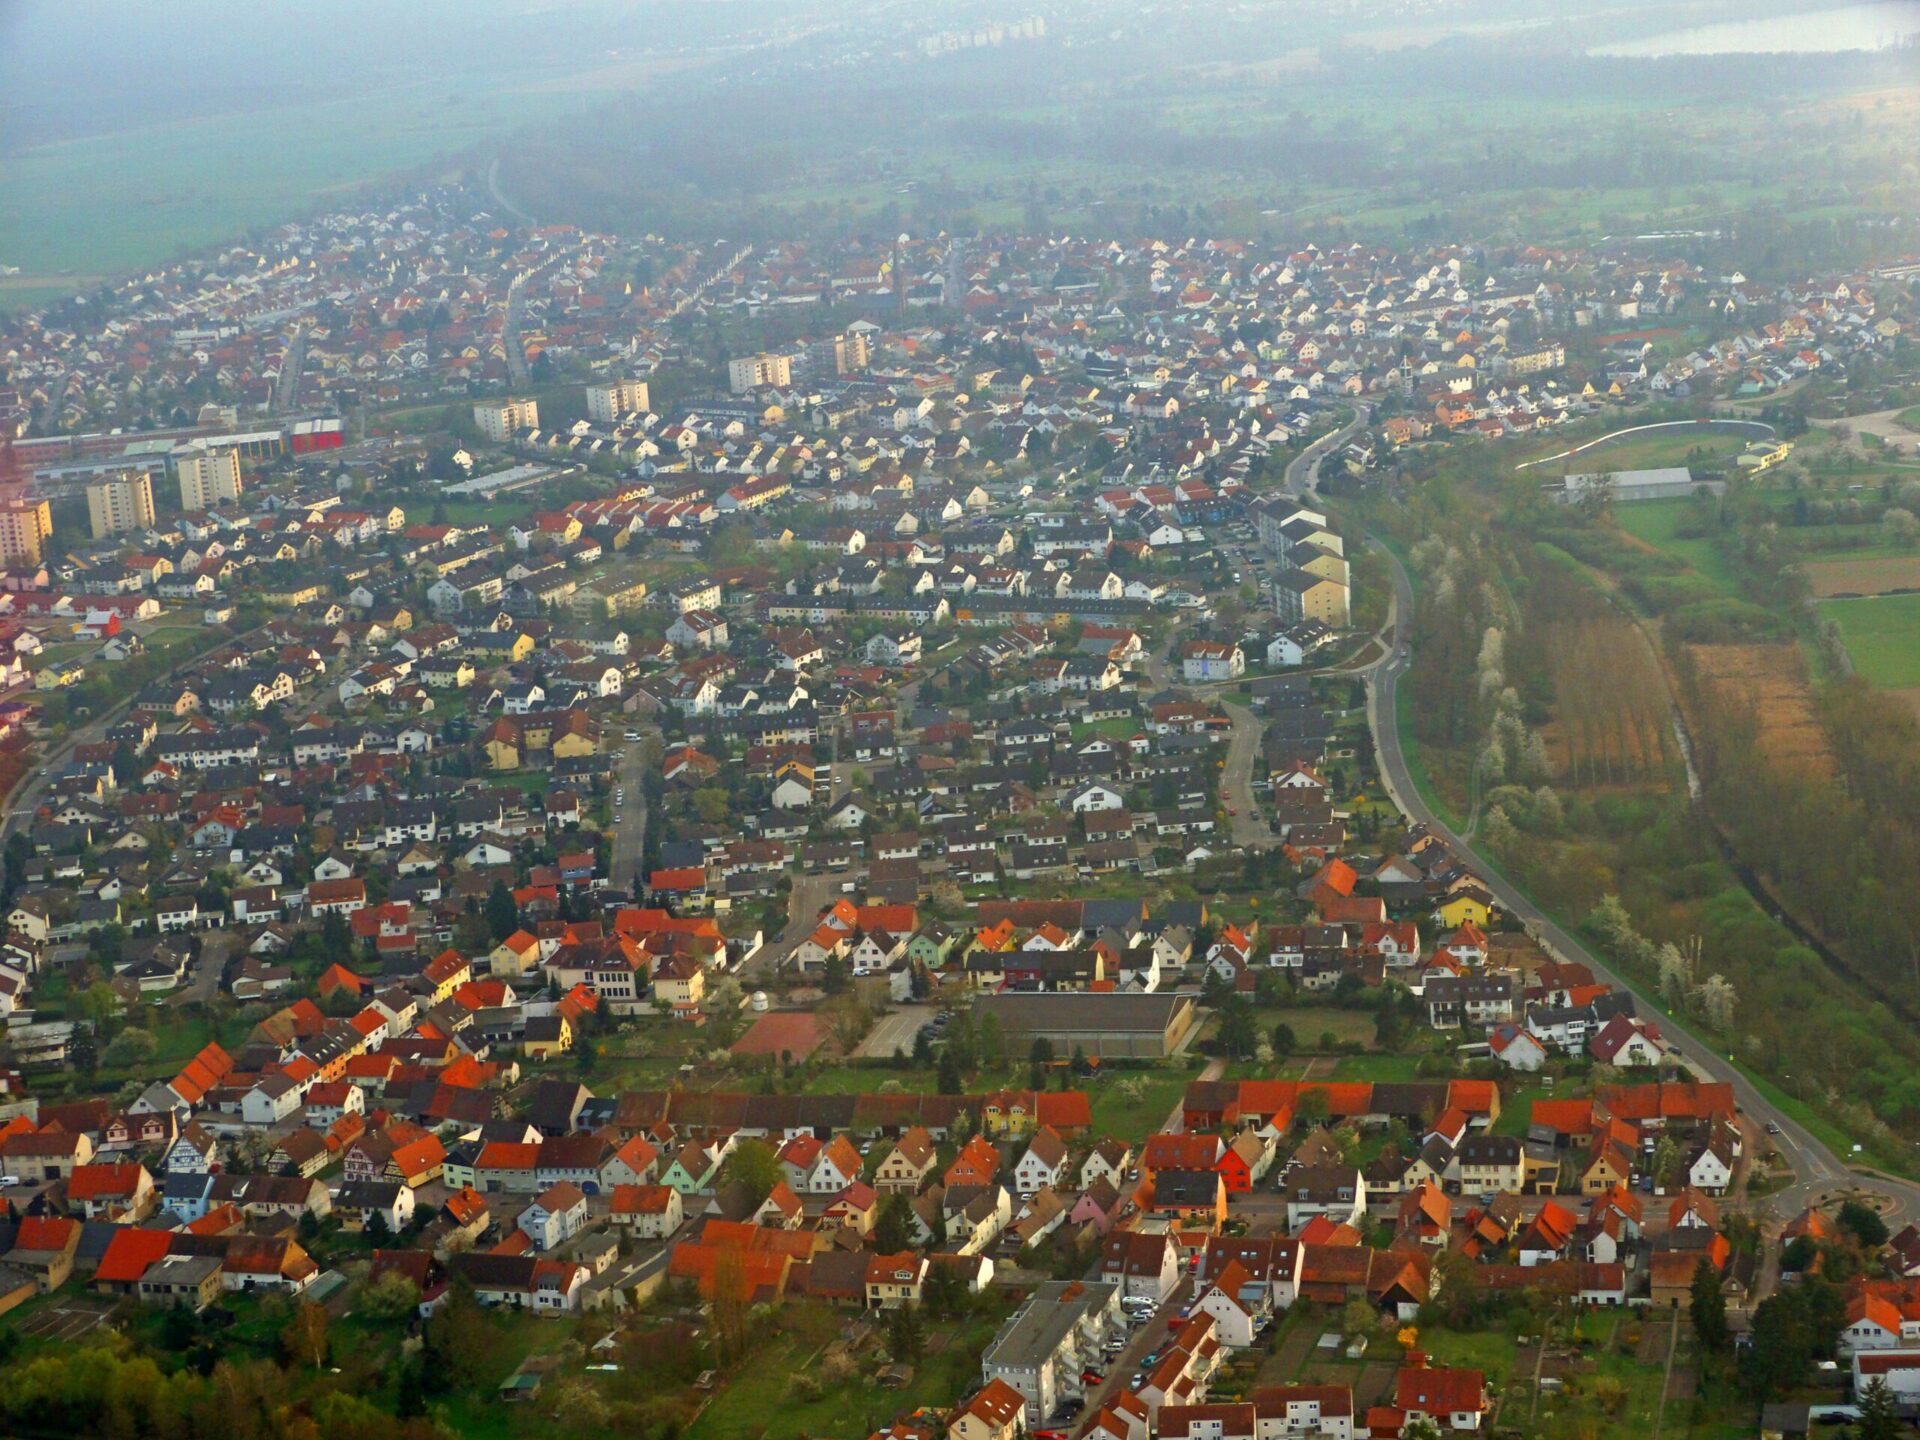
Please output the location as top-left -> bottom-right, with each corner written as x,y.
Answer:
855,1003 -> 936,1059
14,1299 -> 115,1342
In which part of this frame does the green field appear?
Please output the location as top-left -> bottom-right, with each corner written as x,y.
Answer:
1818,593 -> 1920,688
1612,498 -> 1744,596
0,81 -> 602,304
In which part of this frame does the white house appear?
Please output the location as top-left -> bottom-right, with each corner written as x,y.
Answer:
518,1182 -> 590,1251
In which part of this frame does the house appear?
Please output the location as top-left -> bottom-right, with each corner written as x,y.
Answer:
1394,1362 -> 1488,1432
876,1128 -> 939,1194
518,1182 -> 590,1251
1013,1126 -> 1068,1196
1282,1166 -> 1365,1230
1099,1230 -> 1181,1303
609,1184 -> 683,1239
865,1250 -> 927,1310
948,1379 -> 1029,1440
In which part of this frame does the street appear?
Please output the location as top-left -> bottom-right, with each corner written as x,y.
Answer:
1217,701 -> 1274,852
608,731 -> 653,895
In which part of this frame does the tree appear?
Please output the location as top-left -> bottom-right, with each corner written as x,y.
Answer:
720,1138 -> 781,1206
1838,1198 -> 1890,1250
823,995 -> 872,1055
709,1245 -> 752,1364
101,1025 -> 155,1069
359,1269 -> 422,1321
886,1304 -> 926,1363
1293,1088 -> 1330,1133
485,880 -> 519,941
1690,1256 -> 1729,1354
875,1193 -> 915,1254
1857,1376 -> 1900,1440
1216,995 -> 1259,1060
282,1300 -> 329,1371
936,1047 -> 964,1095
693,787 -> 731,825
1271,1022 -> 1297,1059
922,1258 -> 966,1318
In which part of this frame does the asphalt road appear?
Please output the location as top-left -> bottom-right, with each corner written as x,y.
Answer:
608,729 -> 653,895
1362,537 -> 1917,1228
1217,700 -> 1274,852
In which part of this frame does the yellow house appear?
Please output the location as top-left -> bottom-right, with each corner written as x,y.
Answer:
980,1090 -> 1035,1140
1436,890 -> 1494,930
652,954 -> 706,1012
522,1013 -> 573,1061
482,720 -> 521,771
549,712 -> 599,759
489,930 -> 541,977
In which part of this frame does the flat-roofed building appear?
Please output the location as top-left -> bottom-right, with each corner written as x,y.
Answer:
86,470 -> 156,538
0,498 -> 52,566
175,447 -> 244,511
981,1278 -> 1121,1422
586,379 -> 651,423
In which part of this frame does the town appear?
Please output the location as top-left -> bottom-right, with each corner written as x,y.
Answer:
0,183 -> 1916,1440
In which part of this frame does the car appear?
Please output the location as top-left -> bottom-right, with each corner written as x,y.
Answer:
1143,1352 -> 1161,1367
624,731 -> 641,741
1056,1399 -> 1085,1417
1034,1432 -> 1067,1440
1129,1375 -> 1146,1391
1765,1121 -> 1782,1135
0,1176 -> 19,1188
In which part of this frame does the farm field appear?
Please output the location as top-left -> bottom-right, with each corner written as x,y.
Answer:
0,79 -> 601,301
1818,594 -> 1920,689
1803,554 -> 1920,597
1683,643 -> 1832,773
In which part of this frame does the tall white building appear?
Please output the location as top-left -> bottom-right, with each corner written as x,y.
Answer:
474,397 -> 540,444
175,447 -> 244,511
728,353 -> 793,394
585,378 -> 651,423
86,471 -> 157,538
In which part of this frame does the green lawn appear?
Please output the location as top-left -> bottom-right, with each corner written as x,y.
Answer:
1089,1071 -> 1192,1139
1328,1053 -> 1427,1082
1817,593 -> 1920,688
1493,1087 -> 1552,1138
1253,1006 -> 1380,1051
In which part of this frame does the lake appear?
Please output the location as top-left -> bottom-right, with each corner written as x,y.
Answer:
1592,2 -> 1920,57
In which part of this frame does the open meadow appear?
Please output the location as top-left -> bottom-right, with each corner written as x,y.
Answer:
1819,593 -> 1920,689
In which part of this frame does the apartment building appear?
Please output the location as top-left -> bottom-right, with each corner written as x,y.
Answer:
728,352 -> 793,394
0,499 -> 53,566
86,471 -> 157,538
474,397 -> 540,443
175,447 -> 244,511
586,378 -> 651,423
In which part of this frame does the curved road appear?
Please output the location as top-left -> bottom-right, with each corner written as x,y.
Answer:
1363,539 -> 1917,1228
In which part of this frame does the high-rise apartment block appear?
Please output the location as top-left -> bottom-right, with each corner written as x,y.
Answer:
175,447 -> 244,511
0,499 -> 53,567
474,397 -> 540,443
86,471 -> 157,538
586,379 -> 651,423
